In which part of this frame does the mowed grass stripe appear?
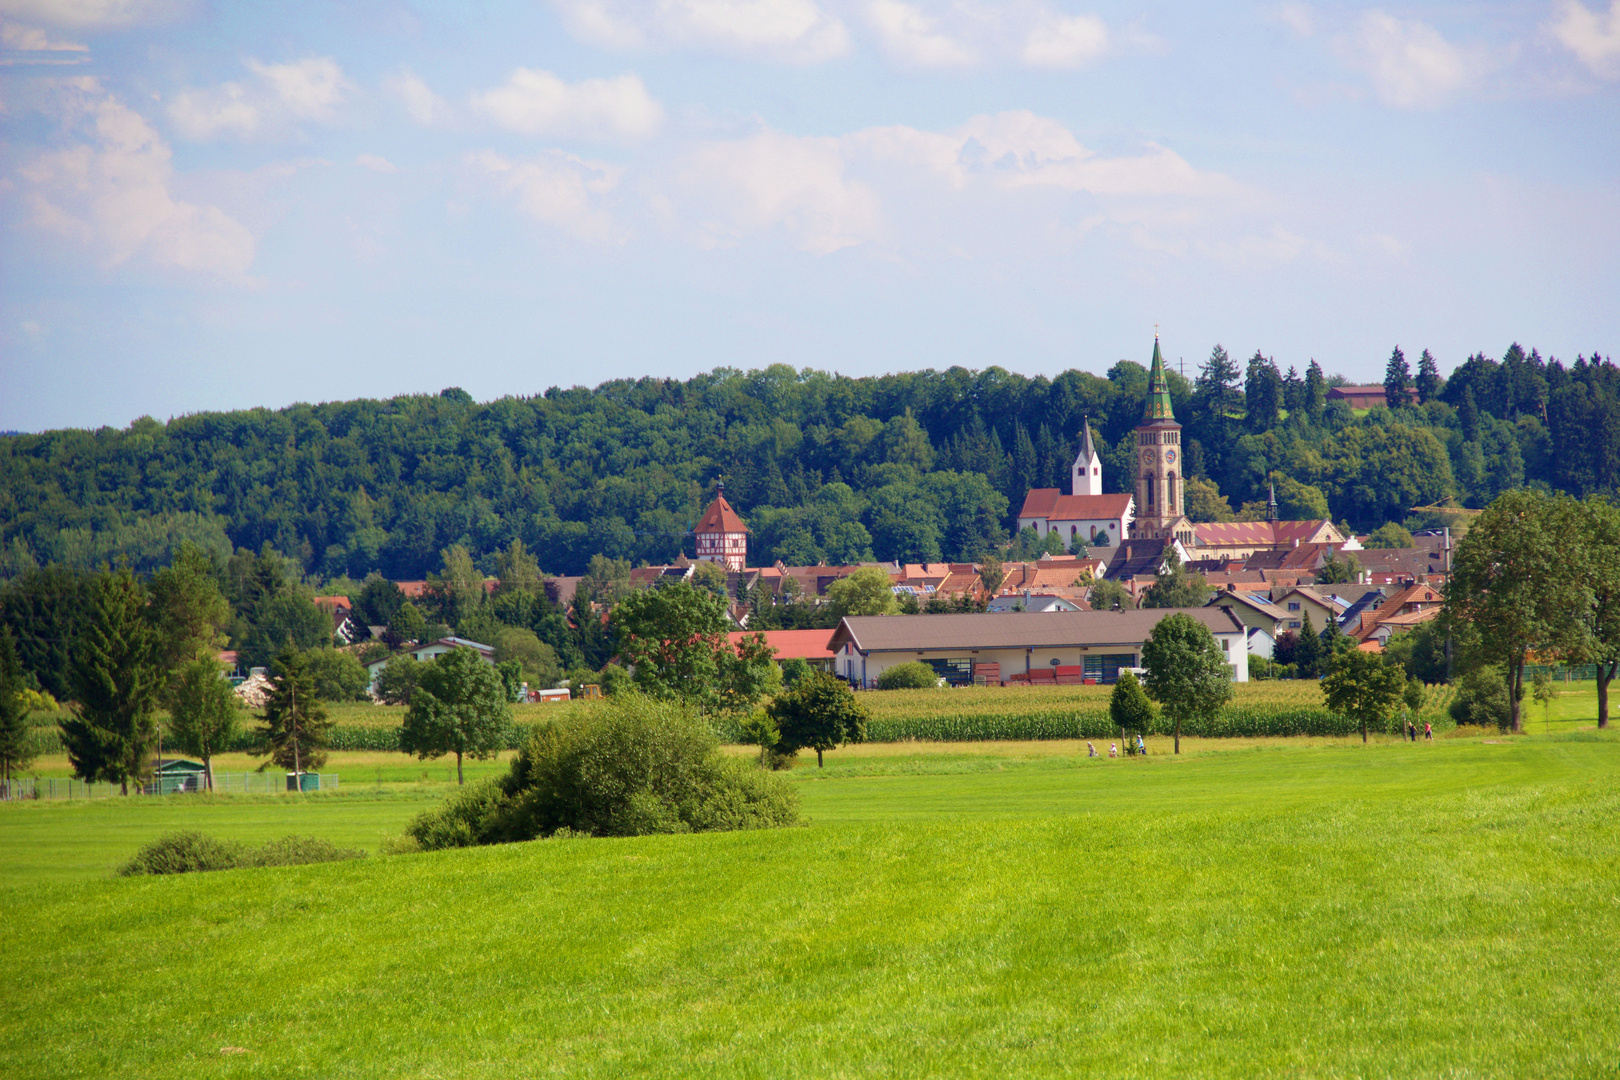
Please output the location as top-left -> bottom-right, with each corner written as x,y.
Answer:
1,737 -> 1615,1078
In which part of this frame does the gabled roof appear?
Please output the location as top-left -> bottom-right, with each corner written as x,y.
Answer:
1018,489 -> 1134,521
829,607 -> 1243,654
415,636 -> 494,655
1193,520 -> 1342,547
1213,590 -> 1288,620
696,492 -> 749,535
727,628 -> 836,660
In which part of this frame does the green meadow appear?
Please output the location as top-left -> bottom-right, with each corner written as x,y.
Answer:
3,727 -> 1618,1078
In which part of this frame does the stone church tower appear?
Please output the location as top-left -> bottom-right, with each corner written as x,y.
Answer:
1132,336 -> 1194,544
1071,417 -> 1102,496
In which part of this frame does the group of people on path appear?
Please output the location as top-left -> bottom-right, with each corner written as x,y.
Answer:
1087,733 -> 1146,759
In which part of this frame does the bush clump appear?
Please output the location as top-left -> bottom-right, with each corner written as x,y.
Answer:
1449,666 -> 1521,731
876,662 -> 940,690
118,831 -> 366,876
404,693 -> 800,849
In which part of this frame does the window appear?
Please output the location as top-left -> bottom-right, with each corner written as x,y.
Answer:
1289,621 -> 1301,629
1288,602 -> 1300,611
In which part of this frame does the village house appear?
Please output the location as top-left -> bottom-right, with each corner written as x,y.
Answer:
727,628 -> 838,673
1348,581 -> 1444,647
829,607 -> 1249,688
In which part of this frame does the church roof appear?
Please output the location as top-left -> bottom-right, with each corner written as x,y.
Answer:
1192,520 -> 1341,548
695,492 -> 748,535
1018,490 -> 1134,521
1078,416 -> 1097,460
1143,337 -> 1176,423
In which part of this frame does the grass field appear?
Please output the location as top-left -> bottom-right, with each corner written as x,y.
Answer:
2,729 -> 1618,1078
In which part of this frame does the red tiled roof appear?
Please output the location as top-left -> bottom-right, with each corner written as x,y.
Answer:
696,494 -> 749,535
313,596 -> 352,609
1193,520 -> 1337,546
728,629 -> 836,661
1018,489 -> 1133,520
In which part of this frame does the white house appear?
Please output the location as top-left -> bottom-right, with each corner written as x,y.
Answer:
828,608 -> 1249,688
367,637 -> 497,694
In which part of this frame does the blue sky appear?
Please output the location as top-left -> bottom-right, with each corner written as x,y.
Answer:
1,0 -> 1616,432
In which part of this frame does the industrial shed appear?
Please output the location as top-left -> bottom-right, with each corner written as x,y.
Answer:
828,608 -> 1249,688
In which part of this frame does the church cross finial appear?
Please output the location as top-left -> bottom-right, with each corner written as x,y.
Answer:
1154,322 -> 1159,338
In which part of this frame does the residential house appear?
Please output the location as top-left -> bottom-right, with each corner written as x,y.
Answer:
1271,587 -> 1346,636
1208,590 -> 1291,658
313,595 -> 361,644
1348,582 -> 1445,647
728,628 -> 838,673
986,594 -> 1085,613
1191,520 -> 1353,562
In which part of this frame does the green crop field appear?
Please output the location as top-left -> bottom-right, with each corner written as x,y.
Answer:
2,729 -> 1618,1078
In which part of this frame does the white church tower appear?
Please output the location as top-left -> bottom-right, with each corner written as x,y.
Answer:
1071,417 -> 1102,496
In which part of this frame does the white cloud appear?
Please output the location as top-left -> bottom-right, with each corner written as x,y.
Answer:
356,153 -> 397,173
0,19 -> 87,48
665,111 -> 1241,254
168,56 -> 351,140
385,69 -> 453,125
0,0 -> 188,29
552,0 -> 850,63
1276,2 -> 1313,37
17,79 -> 254,277
1349,10 -> 1479,108
865,0 -> 975,66
674,129 -> 882,252
470,149 -> 626,241
1550,0 -> 1620,78
1022,11 -> 1107,67
472,68 -> 662,140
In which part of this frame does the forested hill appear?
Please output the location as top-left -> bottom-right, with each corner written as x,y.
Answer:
1,345 -> 1615,581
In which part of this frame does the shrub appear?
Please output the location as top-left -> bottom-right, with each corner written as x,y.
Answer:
1450,666 -> 1521,730
876,662 -> 939,690
404,693 -> 799,848
118,831 -> 365,876
119,831 -> 243,876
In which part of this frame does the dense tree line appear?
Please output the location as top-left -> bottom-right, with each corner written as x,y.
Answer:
0,348 -> 1614,584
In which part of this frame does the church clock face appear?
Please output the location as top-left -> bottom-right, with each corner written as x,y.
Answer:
1166,450 -> 1177,464
1140,450 -> 1153,465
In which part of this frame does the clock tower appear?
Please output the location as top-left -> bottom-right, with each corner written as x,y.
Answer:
1133,335 -> 1194,544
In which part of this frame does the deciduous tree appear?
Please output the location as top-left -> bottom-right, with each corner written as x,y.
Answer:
1108,670 -> 1155,740
826,566 -> 898,618
165,657 -> 240,789
1321,648 -> 1405,742
402,646 -> 511,785
1141,549 -> 1212,609
768,671 -> 869,768
0,627 -> 38,788
1443,489 -> 1582,732
1141,613 -> 1233,754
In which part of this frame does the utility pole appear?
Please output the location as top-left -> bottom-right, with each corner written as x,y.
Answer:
291,675 -> 300,790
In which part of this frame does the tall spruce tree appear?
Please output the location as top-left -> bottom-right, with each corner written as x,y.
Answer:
256,647 -> 333,775
1304,360 -> 1328,424
1244,351 -> 1282,433
61,569 -> 163,795
1293,609 -> 1323,679
1384,346 -> 1411,410
0,626 -> 38,789
1415,349 -> 1442,404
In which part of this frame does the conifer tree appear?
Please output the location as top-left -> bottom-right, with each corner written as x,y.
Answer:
61,569 -> 162,795
1293,609 -> 1323,679
0,627 -> 38,789
1384,346 -> 1411,410
1304,360 -> 1328,424
256,648 -> 333,776
1415,349 -> 1442,403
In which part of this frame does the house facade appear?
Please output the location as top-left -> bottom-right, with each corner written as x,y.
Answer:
828,608 -> 1249,688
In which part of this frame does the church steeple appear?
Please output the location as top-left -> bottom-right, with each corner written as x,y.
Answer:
1072,416 -> 1101,496
1144,335 -> 1175,422
1268,478 -> 1279,522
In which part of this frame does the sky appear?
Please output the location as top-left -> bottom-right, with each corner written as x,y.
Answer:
1,0 -> 1617,433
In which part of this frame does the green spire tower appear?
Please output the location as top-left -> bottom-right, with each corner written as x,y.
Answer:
1143,335 -> 1175,422
1132,332 -> 1187,542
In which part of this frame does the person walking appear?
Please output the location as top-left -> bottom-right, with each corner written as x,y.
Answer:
1424,722 -> 1433,741
1087,741 -> 1097,758
1135,733 -> 1146,756
1108,742 -> 1118,758
1407,720 -> 1416,742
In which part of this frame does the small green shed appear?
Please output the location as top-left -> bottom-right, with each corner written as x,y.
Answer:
150,758 -> 209,794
